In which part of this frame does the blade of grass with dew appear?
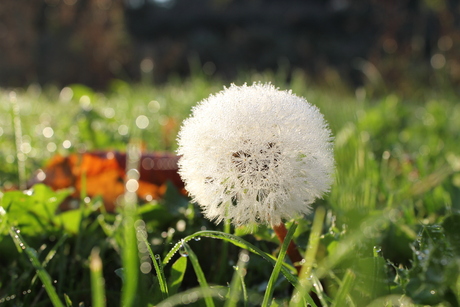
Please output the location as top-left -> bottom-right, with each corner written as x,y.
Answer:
139,230 -> 169,300
162,230 -> 298,287
330,269 -> 356,307
9,227 -> 65,307
290,207 -> 326,307
31,233 -> 69,286
183,242 -> 215,307
314,210 -> 392,282
262,223 -> 297,307
90,247 -> 106,307
225,250 -> 250,307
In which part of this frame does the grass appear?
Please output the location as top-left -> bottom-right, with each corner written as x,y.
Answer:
1,71 -> 460,306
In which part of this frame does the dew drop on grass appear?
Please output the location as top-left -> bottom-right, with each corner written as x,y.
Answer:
23,189 -> 33,196
194,237 -> 201,241
179,241 -> 189,257
373,245 -> 382,257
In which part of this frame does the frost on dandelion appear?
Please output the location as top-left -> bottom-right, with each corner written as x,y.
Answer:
177,83 -> 334,227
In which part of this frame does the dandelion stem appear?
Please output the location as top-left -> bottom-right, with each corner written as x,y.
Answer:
273,222 -> 303,274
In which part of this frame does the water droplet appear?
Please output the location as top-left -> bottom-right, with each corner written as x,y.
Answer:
373,246 -> 382,257
23,190 -> 33,196
179,241 -> 189,257
194,237 -> 201,241
297,259 -> 306,266
155,254 -> 161,260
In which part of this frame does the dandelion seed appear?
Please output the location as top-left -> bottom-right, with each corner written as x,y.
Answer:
177,83 -> 334,227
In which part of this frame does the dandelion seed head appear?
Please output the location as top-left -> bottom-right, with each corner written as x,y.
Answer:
177,83 -> 334,226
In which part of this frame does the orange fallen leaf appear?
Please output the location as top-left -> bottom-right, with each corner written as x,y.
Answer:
28,151 -> 185,211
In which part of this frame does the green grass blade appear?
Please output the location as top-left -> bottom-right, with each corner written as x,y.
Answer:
331,269 -> 355,307
63,293 -> 73,307
183,242 -> 215,307
168,256 -> 188,296
225,250 -> 250,307
150,251 -> 169,299
135,220 -> 169,298
121,142 -> 143,306
163,230 -> 298,287
31,233 -> 69,286
290,207 -> 326,307
262,223 -> 298,307
9,227 -> 65,307
121,195 -> 139,307
90,247 -> 106,307
157,287 -> 228,307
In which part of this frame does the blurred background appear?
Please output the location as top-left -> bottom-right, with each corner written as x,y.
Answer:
1,0 -> 459,94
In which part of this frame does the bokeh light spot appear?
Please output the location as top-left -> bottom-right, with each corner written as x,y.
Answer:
43,127 -> 54,138
104,107 -> 115,118
136,115 -> 149,129
63,140 -> 72,149
118,125 -> 129,136
140,262 -> 152,274
126,179 -> 139,192
431,54 -> 446,69
47,142 -> 57,152
140,58 -> 154,73
148,100 -> 160,113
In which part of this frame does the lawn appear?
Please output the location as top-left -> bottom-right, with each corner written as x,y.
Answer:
1,72 -> 459,306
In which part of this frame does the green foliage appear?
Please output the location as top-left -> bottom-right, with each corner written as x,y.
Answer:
1,74 -> 460,306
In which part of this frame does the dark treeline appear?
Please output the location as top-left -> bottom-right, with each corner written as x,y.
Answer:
0,0 -> 459,91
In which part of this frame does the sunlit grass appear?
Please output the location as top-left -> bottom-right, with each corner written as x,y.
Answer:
1,72 -> 460,306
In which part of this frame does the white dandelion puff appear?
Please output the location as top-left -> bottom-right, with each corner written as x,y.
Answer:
177,83 -> 334,227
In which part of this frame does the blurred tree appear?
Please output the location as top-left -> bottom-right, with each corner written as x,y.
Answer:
0,0 -> 131,88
